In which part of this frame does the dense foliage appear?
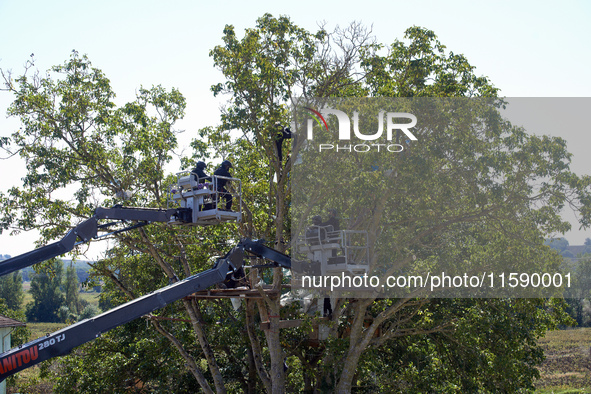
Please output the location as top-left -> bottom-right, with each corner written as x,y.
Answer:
1,14 -> 589,393
0,270 -> 24,310
25,259 -> 66,323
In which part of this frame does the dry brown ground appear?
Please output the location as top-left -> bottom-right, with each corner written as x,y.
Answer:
535,327 -> 591,392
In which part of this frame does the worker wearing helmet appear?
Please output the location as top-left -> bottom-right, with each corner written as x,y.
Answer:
214,160 -> 234,211
305,215 -> 324,245
321,209 -> 340,231
191,161 -> 212,183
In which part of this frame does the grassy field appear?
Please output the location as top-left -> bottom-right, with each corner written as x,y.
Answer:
6,299 -> 591,393
27,322 -> 68,341
79,291 -> 100,308
535,327 -> 591,393
21,282 -> 100,310
7,286 -> 100,393
8,323 -> 68,394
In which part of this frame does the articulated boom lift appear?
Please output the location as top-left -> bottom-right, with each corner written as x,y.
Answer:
296,226 -> 369,276
0,174 -> 291,382
0,171 -> 369,381
168,171 -> 242,225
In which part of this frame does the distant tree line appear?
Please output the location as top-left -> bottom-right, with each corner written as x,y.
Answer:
0,259 -> 98,323
563,256 -> 591,327
545,238 -> 591,326
545,237 -> 591,259
0,255 -> 93,284
20,265 -> 91,284
0,271 -> 24,310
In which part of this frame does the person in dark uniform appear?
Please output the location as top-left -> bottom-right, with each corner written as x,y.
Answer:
322,209 -> 340,258
312,215 -> 322,226
213,160 -> 233,211
191,161 -> 212,183
274,122 -> 293,163
321,209 -> 339,232
305,215 -> 323,244
190,161 -> 213,210
321,209 -> 339,318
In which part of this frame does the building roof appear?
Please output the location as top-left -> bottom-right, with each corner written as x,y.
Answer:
0,315 -> 25,328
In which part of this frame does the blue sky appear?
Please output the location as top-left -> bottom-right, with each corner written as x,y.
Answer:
0,0 -> 590,257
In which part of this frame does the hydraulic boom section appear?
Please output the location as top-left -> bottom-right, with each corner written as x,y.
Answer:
0,255 -> 240,381
0,233 -> 295,382
0,206 -> 191,277
238,238 -> 292,270
0,192 -> 290,382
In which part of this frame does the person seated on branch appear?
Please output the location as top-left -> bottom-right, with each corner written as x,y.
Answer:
213,160 -> 234,211
273,122 -> 293,163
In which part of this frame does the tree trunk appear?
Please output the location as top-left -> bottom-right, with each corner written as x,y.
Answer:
139,228 -> 227,393
334,301 -> 372,393
246,347 -> 258,394
151,319 -> 214,394
185,299 -> 227,394
266,297 -> 285,394
246,296 -> 272,392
